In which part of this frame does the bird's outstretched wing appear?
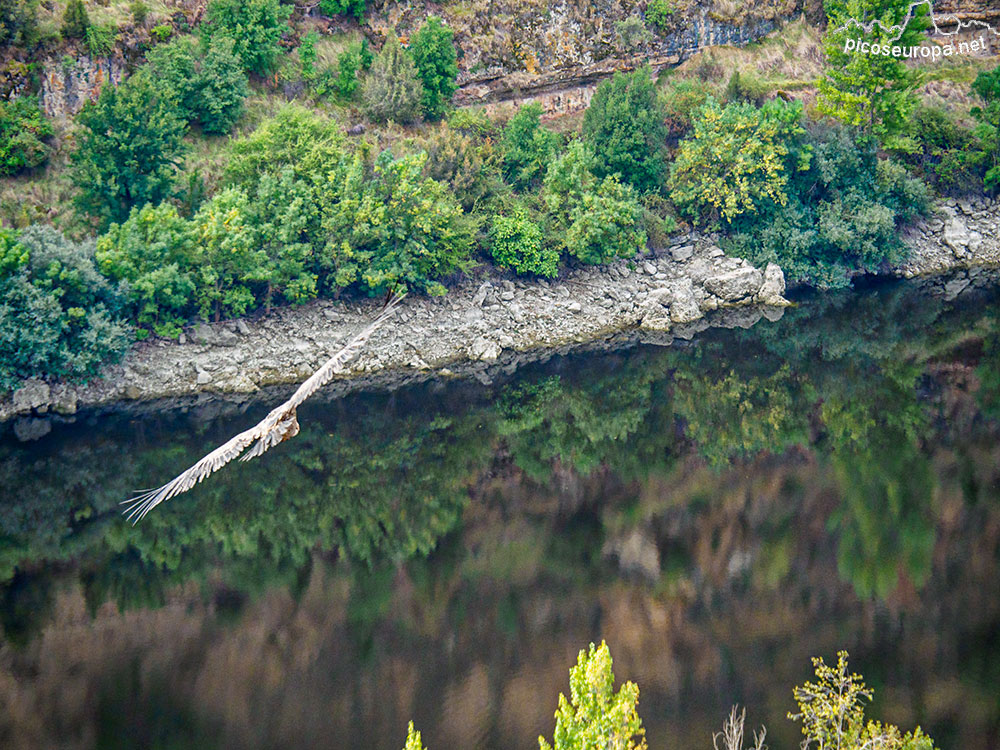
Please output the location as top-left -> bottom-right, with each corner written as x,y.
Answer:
122,293 -> 404,524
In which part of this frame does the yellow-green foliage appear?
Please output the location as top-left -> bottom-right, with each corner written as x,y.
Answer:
668,97 -> 809,226
539,641 -> 647,750
402,721 -> 426,750
790,652 -> 938,750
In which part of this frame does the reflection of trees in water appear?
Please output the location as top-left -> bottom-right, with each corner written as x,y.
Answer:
2,277 -> 1000,747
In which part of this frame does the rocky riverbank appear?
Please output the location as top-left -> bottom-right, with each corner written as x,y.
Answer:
3,198 -> 1000,432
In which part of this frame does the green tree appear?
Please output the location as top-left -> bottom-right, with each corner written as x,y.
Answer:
196,36 -> 250,134
818,0 -> 928,143
0,226 -> 130,391
71,71 -> 188,227
325,150 -> 474,295
538,641 -> 647,750
790,652 -> 937,750
225,104 -> 346,188
971,65 -> 1000,190
490,206 -> 557,277
144,37 -> 200,121
0,97 -> 52,176
244,168 -> 319,311
543,141 -> 646,265
299,30 -> 318,80
645,0 -> 674,32
501,103 -> 560,191
582,67 -> 668,193
362,34 -> 423,124
410,16 -> 459,121
61,0 -> 89,39
319,0 -> 366,21
0,0 -> 38,47
668,97 -> 810,226
200,0 -> 292,75
191,188 -> 263,321
95,203 -> 197,339
335,45 -> 361,98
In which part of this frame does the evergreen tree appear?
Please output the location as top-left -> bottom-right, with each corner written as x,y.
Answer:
582,66 -> 668,193
410,16 -> 459,121
500,103 -> 559,191
200,0 -> 292,75
362,35 -> 423,124
61,0 -> 89,39
71,71 -> 187,227
818,0 -> 929,143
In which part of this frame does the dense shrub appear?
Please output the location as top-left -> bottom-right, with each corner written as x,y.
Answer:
489,206 -> 556,277
500,103 -> 559,191
971,65 -> 1000,190
0,227 -> 130,392
419,123 -> 500,210
200,0 -> 291,75
0,97 -> 52,176
335,44 -> 361,97
362,35 -> 422,124
96,203 -> 198,339
325,150 -> 475,295
72,71 -> 188,227
897,106 -> 985,195
319,0 -> 366,21
225,105 -> 345,188
582,66 -> 669,193
0,0 -> 38,47
543,141 -> 647,264
722,124 -> 929,288
410,16 -> 459,121
668,97 -> 810,225
190,188 -> 263,321
644,0 -> 674,31
243,168 -> 320,311
84,23 -> 117,57
197,37 -> 250,134
660,78 -> 713,143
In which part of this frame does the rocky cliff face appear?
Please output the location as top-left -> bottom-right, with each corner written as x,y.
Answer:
39,54 -> 126,118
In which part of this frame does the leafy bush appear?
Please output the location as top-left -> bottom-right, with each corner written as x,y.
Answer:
319,0 -> 365,21
490,206 -> 556,277
225,104 -> 345,188
543,141 -> 647,265
96,203 -> 197,339
71,70 -> 188,227
299,30 -> 318,80
660,78 -> 713,143
335,45 -> 360,97
668,97 -> 810,225
362,35 -> 422,124
899,106 -> 986,194
325,150 -> 475,294
722,124 -> 929,288
971,65 -> 1000,190
614,16 -> 652,55
645,0 -> 674,31
583,66 -> 669,193
0,226 -> 130,392
724,70 -> 770,106
243,168 -> 320,311
500,103 -> 559,191
200,0 -> 291,75
197,36 -> 250,134
150,24 -> 172,41
538,641 -> 646,750
419,123 -> 499,210
410,16 -> 458,121
85,23 -> 117,57
0,97 -> 52,176
61,0 -> 89,39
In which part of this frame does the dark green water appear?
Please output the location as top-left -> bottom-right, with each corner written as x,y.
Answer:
2,275 -> 1000,750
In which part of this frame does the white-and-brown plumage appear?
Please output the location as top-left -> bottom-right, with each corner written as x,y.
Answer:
121,293 -> 404,524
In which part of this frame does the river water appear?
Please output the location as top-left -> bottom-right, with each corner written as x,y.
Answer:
1,274 -> 999,750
